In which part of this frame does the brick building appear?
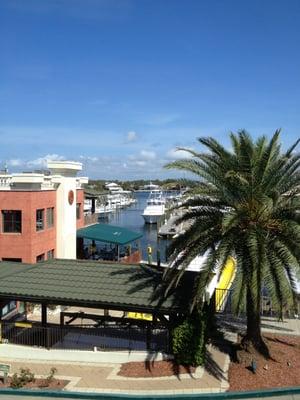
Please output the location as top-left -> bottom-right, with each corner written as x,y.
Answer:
0,161 -> 88,264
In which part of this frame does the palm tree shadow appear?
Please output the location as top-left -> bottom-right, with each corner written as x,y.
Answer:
205,348 -> 227,381
217,315 -> 294,334
110,265 -> 193,312
144,359 -> 155,372
142,359 -> 195,381
205,337 -> 234,381
171,363 -> 196,381
110,266 -> 228,381
266,336 -> 296,347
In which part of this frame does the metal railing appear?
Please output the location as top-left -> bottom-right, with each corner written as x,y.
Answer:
215,288 -> 300,319
0,321 -> 169,352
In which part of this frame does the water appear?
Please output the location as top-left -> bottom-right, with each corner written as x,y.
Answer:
102,191 -> 170,262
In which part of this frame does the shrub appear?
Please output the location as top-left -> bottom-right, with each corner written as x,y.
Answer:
10,368 -> 35,389
10,373 -> 23,389
46,367 -> 57,384
20,368 -> 35,384
171,309 -> 207,366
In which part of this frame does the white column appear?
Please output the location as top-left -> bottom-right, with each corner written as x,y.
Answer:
47,161 -> 83,260
55,177 -> 78,259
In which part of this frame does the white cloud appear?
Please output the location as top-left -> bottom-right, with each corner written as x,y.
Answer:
79,155 -> 99,162
139,150 -> 156,160
125,131 -> 138,143
132,160 -> 146,167
166,147 -> 194,160
27,154 -> 65,168
128,149 -> 157,165
7,159 -> 23,167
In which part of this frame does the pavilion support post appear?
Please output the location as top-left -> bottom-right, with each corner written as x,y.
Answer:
41,303 -> 50,349
0,311 -> 2,343
138,240 -> 142,262
146,323 -> 151,351
209,290 -> 216,314
117,245 -> 120,261
41,303 -> 47,326
60,312 -> 65,326
77,237 -> 84,259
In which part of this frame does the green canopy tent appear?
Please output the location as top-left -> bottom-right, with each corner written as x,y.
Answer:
77,223 -> 143,261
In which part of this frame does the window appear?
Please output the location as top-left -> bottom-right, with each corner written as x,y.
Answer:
2,258 -> 22,262
46,207 -> 54,228
76,203 -> 81,220
47,249 -> 54,259
1,300 -> 17,318
36,209 -> 44,231
2,210 -> 22,233
36,253 -> 45,263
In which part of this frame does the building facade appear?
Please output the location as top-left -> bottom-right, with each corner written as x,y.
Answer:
0,161 -> 88,263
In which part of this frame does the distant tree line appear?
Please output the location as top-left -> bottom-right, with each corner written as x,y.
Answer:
85,179 -> 197,192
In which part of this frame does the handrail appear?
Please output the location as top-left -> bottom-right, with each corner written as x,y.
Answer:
0,385 -> 299,399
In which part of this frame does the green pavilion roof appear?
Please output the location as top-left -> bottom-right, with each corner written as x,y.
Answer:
0,259 -> 193,314
77,223 -> 143,245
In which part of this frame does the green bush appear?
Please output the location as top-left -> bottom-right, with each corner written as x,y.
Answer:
46,367 -> 57,384
171,309 -> 207,366
10,373 -> 23,389
10,368 -> 35,389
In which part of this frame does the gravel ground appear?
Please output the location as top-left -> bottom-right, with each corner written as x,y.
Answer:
119,333 -> 300,390
118,360 -> 196,377
229,334 -> 300,391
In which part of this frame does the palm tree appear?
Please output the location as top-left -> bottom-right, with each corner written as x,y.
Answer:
164,130 -> 300,355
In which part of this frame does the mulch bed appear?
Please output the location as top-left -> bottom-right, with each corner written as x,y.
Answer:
0,378 -> 69,390
229,334 -> 300,391
119,333 -> 300,389
118,360 -> 196,377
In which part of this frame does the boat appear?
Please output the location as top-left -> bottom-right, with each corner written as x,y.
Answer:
95,199 -> 113,217
142,190 -> 166,224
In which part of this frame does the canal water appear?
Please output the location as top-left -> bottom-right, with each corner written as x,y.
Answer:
102,191 -> 170,262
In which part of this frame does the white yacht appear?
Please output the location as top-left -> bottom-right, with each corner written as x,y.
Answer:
142,190 -> 166,224
95,198 -> 113,216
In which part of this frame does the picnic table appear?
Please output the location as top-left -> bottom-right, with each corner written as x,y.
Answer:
0,363 -> 10,384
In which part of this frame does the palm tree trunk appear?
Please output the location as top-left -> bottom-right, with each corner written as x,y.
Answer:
242,287 -> 270,358
246,287 -> 262,342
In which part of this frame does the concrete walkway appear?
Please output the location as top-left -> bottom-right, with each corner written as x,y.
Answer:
0,394 -> 300,400
0,316 -> 299,397
0,394 -> 299,400
0,342 -> 230,395
217,315 -> 300,336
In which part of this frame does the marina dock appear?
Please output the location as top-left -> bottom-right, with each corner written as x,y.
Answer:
158,214 -> 180,238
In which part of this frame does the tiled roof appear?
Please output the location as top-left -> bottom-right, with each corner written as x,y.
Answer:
0,259 -> 192,314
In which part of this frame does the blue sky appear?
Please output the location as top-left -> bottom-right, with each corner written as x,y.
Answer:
1,0 -> 300,180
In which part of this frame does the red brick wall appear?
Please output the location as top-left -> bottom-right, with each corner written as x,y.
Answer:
121,250 -> 142,264
0,191 -> 56,263
76,189 -> 85,229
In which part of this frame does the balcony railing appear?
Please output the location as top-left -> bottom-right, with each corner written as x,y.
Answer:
84,213 -> 98,226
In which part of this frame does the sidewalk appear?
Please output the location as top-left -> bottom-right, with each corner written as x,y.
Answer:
217,315 -> 300,336
1,316 -> 299,396
0,342 -> 230,395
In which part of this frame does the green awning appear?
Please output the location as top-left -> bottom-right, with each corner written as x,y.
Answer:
77,223 -> 143,245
